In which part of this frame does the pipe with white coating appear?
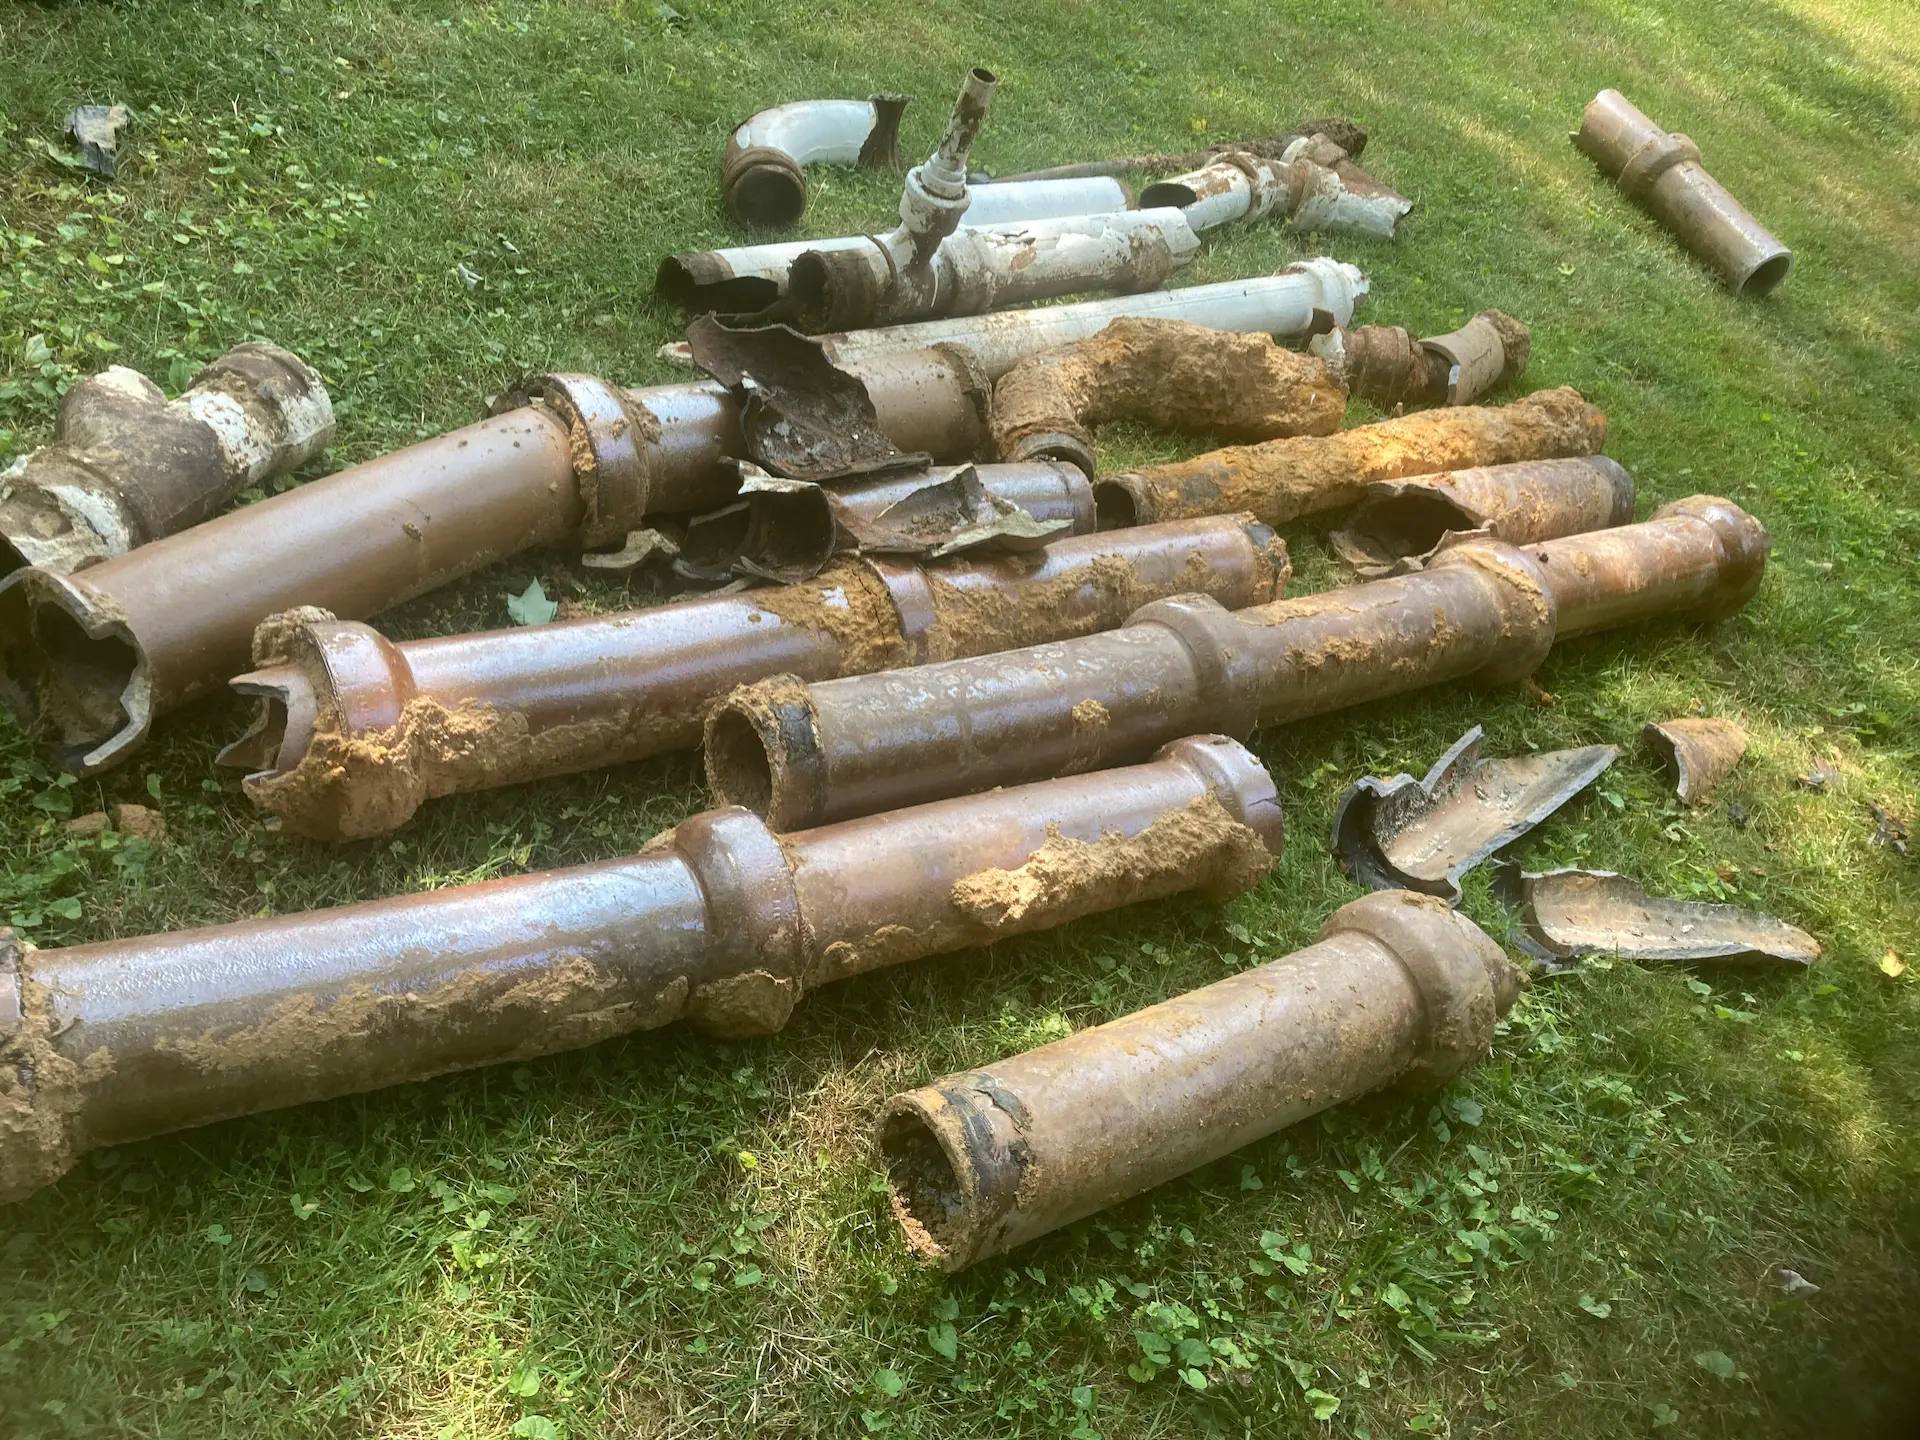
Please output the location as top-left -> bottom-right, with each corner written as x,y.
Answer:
722,95 -> 911,227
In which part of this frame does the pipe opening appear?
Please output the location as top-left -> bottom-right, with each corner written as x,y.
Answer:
653,257 -> 782,316
705,706 -> 777,816
0,537 -> 28,580
1138,180 -> 1201,210
968,67 -> 998,86
1350,490 -> 1480,561
218,694 -> 290,774
880,1107 -> 964,1258
1740,252 -> 1792,300
16,601 -> 138,754
787,248 -> 875,333
730,167 -> 808,230
1092,480 -> 1140,531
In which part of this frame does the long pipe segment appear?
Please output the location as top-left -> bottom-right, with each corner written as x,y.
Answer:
1573,89 -> 1791,298
1137,138 -> 1411,240
222,513 -> 1288,842
1,344 -> 333,576
987,117 -> 1371,184
882,890 -> 1520,1270
0,344 -> 996,776
660,178 -> 1135,315
990,318 -> 1347,475
1312,311 -> 1530,410
722,95 -> 911,228
1095,385 -> 1607,530
705,497 -> 1768,829
0,734 -> 1283,1206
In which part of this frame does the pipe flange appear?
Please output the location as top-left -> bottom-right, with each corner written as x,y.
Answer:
721,144 -> 809,229
1125,595 -> 1264,739
860,556 -> 939,664
499,373 -> 653,548
669,806 -> 808,1038
1652,494 -> 1771,621
1616,130 -> 1703,200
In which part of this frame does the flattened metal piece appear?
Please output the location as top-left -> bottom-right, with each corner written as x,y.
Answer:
1502,866 -> 1821,972
1642,716 -> 1748,805
1331,726 -> 1619,904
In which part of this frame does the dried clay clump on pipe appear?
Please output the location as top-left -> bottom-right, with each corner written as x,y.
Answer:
0,735 -> 1282,1205
881,891 -> 1521,1270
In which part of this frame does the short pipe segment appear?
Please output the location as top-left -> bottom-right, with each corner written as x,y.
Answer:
706,497 -> 1767,829
1573,89 -> 1791,298
228,514 -> 1288,841
0,734 -> 1283,1206
880,890 -> 1521,1269
0,346 -> 998,775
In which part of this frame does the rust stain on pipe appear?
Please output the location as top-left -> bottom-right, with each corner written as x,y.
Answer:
987,118 -> 1371,183
226,515 -> 1286,841
0,734 -> 1280,1205
880,890 -> 1521,1269
1327,455 -> 1637,577
1574,89 -> 1792,297
0,346 -> 997,774
0,343 -> 334,576
1094,386 -> 1607,530
989,318 -> 1346,474
1319,310 -> 1530,411
1642,716 -> 1748,805
708,496 -> 1767,828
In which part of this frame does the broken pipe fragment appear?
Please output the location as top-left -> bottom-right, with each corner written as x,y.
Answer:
1642,717 -> 1748,805
0,734 -> 1281,1206
1501,867 -> 1820,972
1312,310 -> 1530,410
721,94 -> 912,228
879,890 -> 1521,1270
1,343 -> 335,575
1330,726 -> 1619,904
62,105 -> 131,177
1326,455 -> 1637,578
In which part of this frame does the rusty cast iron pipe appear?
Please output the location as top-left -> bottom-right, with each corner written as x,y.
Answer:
1093,385 -> 1606,530
989,318 -> 1346,475
0,343 -> 334,576
721,95 -> 912,228
882,890 -> 1519,1269
1312,310 -> 1530,411
986,118 -> 1371,183
223,514 -> 1287,841
0,734 -> 1282,1206
706,497 -> 1767,828
1573,89 -> 1791,298
1327,455 -> 1637,577
1137,141 -> 1411,240
0,345 -> 996,775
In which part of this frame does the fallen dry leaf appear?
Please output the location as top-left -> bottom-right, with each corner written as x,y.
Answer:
1879,948 -> 1907,979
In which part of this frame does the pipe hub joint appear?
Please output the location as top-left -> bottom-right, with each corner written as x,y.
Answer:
1425,539 -> 1558,683
1652,495 -> 1770,622
1126,595 -> 1265,739
667,807 -> 808,1038
496,373 -> 655,548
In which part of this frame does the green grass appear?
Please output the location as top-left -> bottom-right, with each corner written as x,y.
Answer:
1,0 -> 1918,1435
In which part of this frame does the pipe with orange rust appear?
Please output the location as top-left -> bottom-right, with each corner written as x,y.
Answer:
0,734 -> 1282,1206
1091,385 -> 1606,530
221,513 -> 1288,841
0,346 -> 995,776
881,890 -> 1521,1269
705,496 -> 1768,828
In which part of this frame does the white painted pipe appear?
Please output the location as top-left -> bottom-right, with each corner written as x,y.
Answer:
1140,145 -> 1411,239
722,96 -> 911,227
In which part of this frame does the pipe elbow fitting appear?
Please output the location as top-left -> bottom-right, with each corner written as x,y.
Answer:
1652,494 -> 1771,621
1317,890 -> 1522,1087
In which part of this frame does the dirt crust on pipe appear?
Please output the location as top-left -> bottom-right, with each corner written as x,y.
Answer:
1,965 -> 119,1205
989,318 -> 1347,465
1100,386 -> 1606,528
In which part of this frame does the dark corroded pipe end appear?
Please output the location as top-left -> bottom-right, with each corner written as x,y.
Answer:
1317,890 -> 1521,1083
1090,473 -> 1154,530
878,1078 -> 1022,1271
0,925 -> 81,1205
722,146 -> 810,229
859,94 -> 912,171
0,566 -> 150,774
1652,494 -> 1770,621
654,251 -> 782,316
788,247 -> 883,333
703,673 -> 827,832
1005,430 -> 1098,478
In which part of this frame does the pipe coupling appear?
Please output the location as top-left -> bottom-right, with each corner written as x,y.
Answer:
665,807 -> 808,1038
1125,595 -> 1265,739
495,373 -> 657,547
1616,130 -> 1703,201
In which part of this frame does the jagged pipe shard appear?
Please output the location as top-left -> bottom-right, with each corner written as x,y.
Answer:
1574,89 -> 1791,298
989,317 -> 1347,475
0,734 -> 1282,1206
1327,455 -> 1637,578
722,95 -> 912,228
1504,867 -> 1820,972
1643,716 -> 1748,805
0,344 -> 1000,774
0,344 -> 335,576
706,496 -> 1768,829
224,514 -> 1286,841
1330,726 -> 1619,904
880,890 -> 1521,1270
1095,385 -> 1608,530
662,177 -> 1136,313
987,117 -> 1370,183
1312,311 -> 1531,411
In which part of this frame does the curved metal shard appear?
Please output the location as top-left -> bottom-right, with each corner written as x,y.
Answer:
1642,717 -> 1748,805
1503,867 -> 1820,972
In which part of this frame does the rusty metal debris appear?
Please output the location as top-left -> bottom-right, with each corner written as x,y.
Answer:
1327,455 -> 1636,578
0,342 -> 1005,774
1312,311 -> 1530,410
0,734 -> 1282,1205
880,890 -> 1520,1270
1331,726 -> 1618,903
1095,385 -> 1608,530
1,343 -> 334,575
1136,137 -> 1411,241
986,117 -> 1371,183
222,515 -> 1285,840
707,496 -> 1768,828
1501,867 -> 1820,973
989,318 -> 1347,473
62,104 -> 131,177
1574,89 -> 1792,298
1643,716 -> 1748,805
721,95 -> 912,227
1868,805 -> 1909,857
